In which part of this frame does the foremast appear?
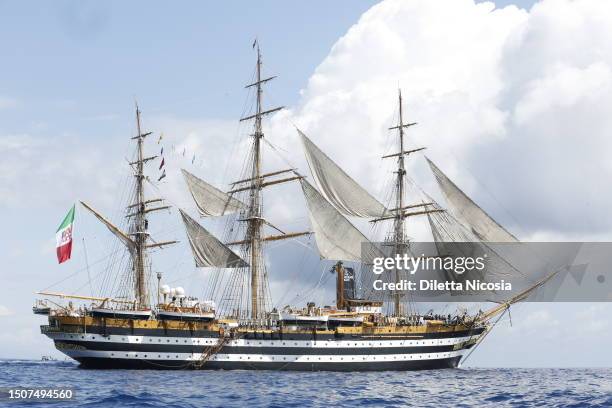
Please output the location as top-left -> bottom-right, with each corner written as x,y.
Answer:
376,90 -> 438,316
392,91 -> 410,315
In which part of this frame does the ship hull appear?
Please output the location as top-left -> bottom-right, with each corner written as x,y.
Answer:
72,356 -> 462,371
43,325 -> 483,371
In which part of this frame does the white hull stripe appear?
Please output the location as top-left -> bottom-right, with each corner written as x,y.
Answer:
46,332 -> 476,348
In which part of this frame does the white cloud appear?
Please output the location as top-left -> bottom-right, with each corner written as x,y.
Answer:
514,62 -> 612,123
270,0 -> 612,241
0,133 -> 121,210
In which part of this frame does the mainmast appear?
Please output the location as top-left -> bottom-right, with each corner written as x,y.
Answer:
239,44 -> 283,319
249,45 -> 265,319
224,42 -> 308,319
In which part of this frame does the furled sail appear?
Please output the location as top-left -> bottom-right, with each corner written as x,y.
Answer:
179,209 -> 248,268
181,169 -> 244,217
300,180 -> 374,261
426,158 -> 518,242
80,201 -> 136,251
298,129 -> 387,218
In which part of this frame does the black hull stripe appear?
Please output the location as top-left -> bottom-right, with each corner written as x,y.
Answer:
55,340 -> 466,355
60,325 -> 485,340
74,356 -> 462,371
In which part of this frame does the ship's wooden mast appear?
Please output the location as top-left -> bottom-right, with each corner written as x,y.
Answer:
239,44 -> 282,319
234,43 -> 309,319
249,45 -> 264,319
393,91 -> 407,315
134,105 -> 148,308
130,104 -> 176,308
388,89 -> 419,316
372,90 -> 441,315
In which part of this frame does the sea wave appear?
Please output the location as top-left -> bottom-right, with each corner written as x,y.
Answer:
0,361 -> 610,407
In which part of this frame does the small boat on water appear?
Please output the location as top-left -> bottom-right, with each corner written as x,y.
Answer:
32,300 -> 51,316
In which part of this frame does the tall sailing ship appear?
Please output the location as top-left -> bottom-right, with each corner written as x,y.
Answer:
34,45 -> 548,371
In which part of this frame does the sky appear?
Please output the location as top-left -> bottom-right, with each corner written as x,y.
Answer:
2,0 -> 612,367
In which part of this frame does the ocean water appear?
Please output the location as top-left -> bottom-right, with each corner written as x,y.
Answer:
1,360 -> 611,407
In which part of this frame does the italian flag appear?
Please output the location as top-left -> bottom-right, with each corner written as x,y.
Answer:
56,205 -> 75,264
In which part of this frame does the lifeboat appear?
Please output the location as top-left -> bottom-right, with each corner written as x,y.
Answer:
90,308 -> 152,320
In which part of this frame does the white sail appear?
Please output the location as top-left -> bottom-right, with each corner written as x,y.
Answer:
179,209 -> 248,268
426,158 -> 518,242
79,201 -> 136,252
298,129 -> 387,218
300,180 -> 373,261
182,169 -> 244,217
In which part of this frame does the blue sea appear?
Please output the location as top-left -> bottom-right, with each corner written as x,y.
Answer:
0,360 -> 611,407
